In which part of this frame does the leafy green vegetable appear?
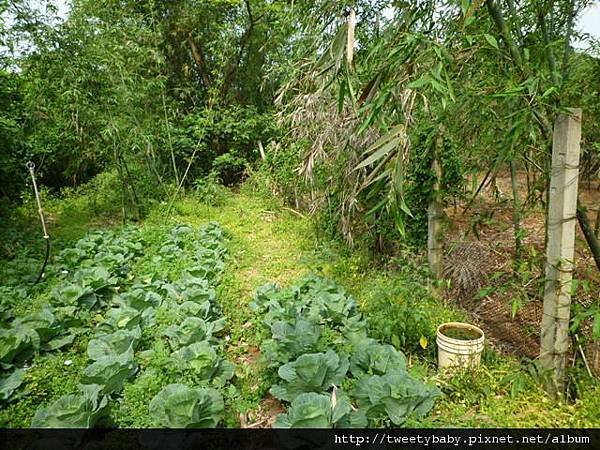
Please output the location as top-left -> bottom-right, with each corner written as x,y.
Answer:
87,328 -> 141,361
80,350 -> 137,395
170,341 -> 234,387
0,286 -> 19,322
95,306 -> 143,336
349,339 -> 407,378
148,384 -> 224,428
0,368 -> 25,401
57,227 -> 143,274
72,266 -> 116,294
177,301 -> 213,321
274,391 -> 367,428
18,306 -> 61,343
354,369 -> 441,425
117,288 -> 162,312
0,304 -> 76,368
270,350 -> 349,402
301,277 -> 360,325
42,333 -> 76,352
262,319 -> 321,366
52,283 -> 99,310
173,275 -> 218,307
31,388 -> 109,428
253,276 -> 362,331
0,326 -> 39,368
341,315 -> 369,345
163,317 -> 224,350
249,283 -> 281,314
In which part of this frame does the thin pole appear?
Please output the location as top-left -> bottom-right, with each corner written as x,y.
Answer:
26,161 -> 51,284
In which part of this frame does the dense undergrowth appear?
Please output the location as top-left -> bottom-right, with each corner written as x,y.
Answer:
0,181 -> 599,428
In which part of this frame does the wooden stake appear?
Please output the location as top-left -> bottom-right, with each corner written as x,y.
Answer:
540,109 -> 582,397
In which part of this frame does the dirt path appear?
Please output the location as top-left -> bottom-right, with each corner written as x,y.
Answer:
164,192 -> 313,426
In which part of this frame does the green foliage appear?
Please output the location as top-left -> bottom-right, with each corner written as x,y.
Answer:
349,339 -> 407,378
194,172 -> 229,206
0,304 -> 75,369
86,328 -> 141,361
170,342 -> 234,388
2,186 -> 599,428
362,272 -> 438,354
354,369 -> 442,426
258,141 -> 305,204
571,301 -> 600,340
250,276 -> 364,366
262,319 -> 322,366
0,218 -> 235,428
0,71 -> 26,200
270,350 -> 349,402
163,317 -> 223,350
402,125 -> 464,246
80,350 -> 138,396
0,369 -> 25,402
31,388 -> 110,428
173,106 -> 277,185
253,274 -> 441,428
274,391 -> 367,428
148,384 -> 224,428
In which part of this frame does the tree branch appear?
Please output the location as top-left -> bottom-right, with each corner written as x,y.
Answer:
221,0 -> 263,97
187,33 -> 212,89
537,10 -> 560,86
485,0 -> 523,69
560,0 -> 577,83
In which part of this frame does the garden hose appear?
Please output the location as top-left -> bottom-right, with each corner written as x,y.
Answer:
26,161 -> 51,284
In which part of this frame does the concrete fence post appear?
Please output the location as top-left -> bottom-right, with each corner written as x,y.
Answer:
540,108 -> 582,397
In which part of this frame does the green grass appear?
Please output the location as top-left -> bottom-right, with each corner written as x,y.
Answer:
1,181 -> 598,428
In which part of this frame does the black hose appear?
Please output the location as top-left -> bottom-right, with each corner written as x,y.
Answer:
33,237 -> 50,285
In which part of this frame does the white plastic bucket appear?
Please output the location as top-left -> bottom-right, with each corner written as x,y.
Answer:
436,322 -> 485,370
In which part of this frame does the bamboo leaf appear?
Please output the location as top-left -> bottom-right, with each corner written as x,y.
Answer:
461,0 -> 471,16
338,79 -> 347,114
483,34 -> 499,49
541,86 -> 556,98
399,198 -> 413,217
365,197 -> 387,217
363,124 -> 405,155
407,76 -> 429,89
358,73 -> 381,106
355,137 -> 400,170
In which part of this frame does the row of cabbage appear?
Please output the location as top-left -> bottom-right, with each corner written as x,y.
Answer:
2,222 -> 234,427
134,223 -> 233,428
0,227 -> 144,404
251,276 -> 441,427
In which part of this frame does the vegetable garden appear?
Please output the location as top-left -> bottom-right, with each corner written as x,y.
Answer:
1,218 -> 442,428
1,191 -> 599,429
1,0 -> 600,433
2,223 -> 235,427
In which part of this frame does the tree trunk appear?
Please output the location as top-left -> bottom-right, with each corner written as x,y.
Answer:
187,33 -> 212,89
576,201 -> 600,272
510,159 -> 522,265
428,127 -> 444,282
